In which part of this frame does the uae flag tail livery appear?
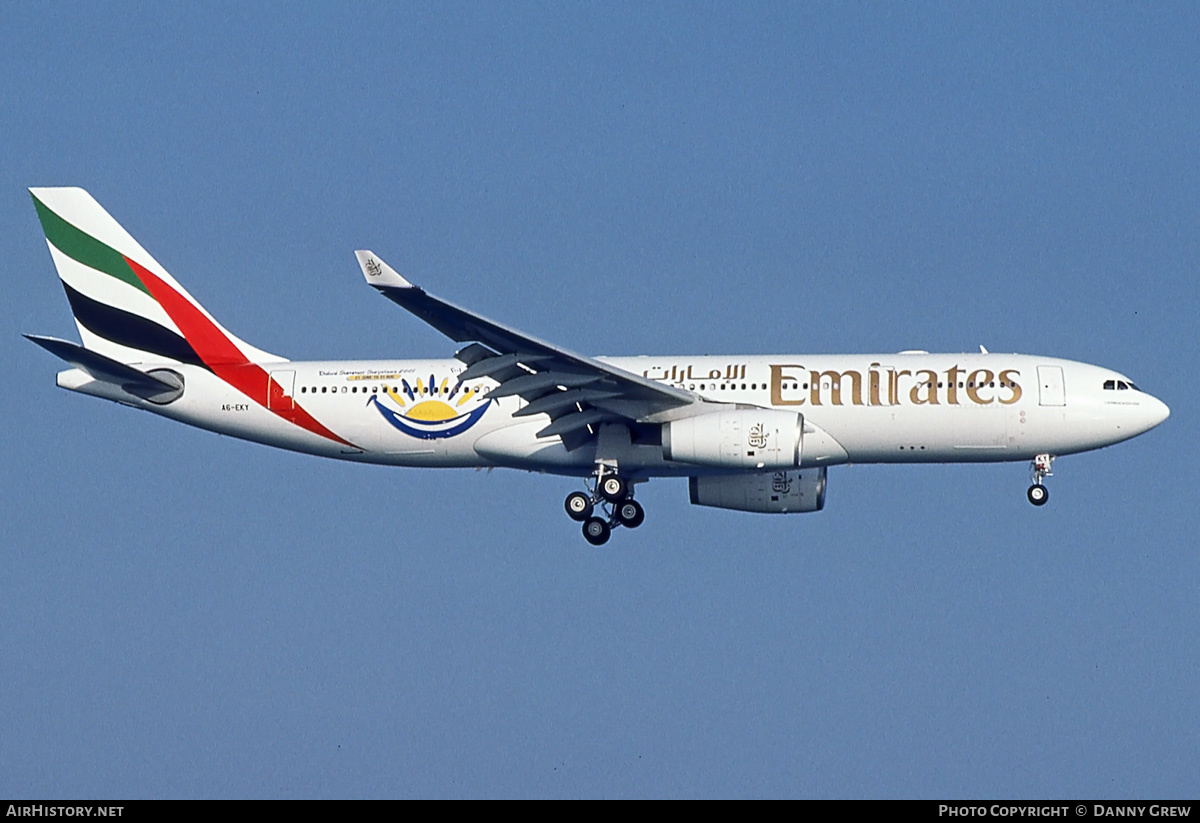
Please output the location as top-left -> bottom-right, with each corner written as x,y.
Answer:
28,187 -> 353,448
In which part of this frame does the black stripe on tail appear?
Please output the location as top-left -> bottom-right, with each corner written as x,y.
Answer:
61,281 -> 207,368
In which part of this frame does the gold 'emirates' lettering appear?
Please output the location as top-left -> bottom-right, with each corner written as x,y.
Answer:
998,369 -> 1022,404
910,369 -> 940,405
966,369 -> 994,404
770,364 -> 804,406
810,369 -> 862,406
769,364 -> 1022,408
868,363 -> 884,406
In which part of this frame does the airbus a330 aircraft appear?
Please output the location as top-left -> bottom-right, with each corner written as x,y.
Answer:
27,188 -> 1169,544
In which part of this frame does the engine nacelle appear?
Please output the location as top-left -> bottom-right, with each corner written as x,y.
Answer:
662,408 -> 802,470
689,467 -> 827,514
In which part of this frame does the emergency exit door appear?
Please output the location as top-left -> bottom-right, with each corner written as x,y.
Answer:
1037,366 -> 1065,406
268,370 -> 296,411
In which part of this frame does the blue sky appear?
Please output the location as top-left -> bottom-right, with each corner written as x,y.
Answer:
2,3 -> 1196,798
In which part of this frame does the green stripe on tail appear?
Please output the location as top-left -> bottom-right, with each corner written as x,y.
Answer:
31,193 -> 151,297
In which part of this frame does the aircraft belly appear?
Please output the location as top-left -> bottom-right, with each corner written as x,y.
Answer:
472,419 -> 594,470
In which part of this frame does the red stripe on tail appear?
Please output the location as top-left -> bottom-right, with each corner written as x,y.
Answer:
124,257 -> 358,449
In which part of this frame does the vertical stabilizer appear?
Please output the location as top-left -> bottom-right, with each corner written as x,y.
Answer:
30,187 -> 284,366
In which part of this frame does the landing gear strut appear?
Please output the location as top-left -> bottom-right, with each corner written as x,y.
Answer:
1027,453 -> 1053,507
564,468 -> 644,544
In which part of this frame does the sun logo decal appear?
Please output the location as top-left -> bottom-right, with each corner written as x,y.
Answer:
368,374 -> 493,440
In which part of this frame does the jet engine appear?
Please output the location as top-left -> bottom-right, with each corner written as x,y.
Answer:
662,408 -> 802,470
688,467 -> 827,513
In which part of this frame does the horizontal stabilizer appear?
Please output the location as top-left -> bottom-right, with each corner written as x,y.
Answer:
25,334 -> 183,399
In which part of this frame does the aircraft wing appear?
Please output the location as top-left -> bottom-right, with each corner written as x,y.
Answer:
355,251 -> 696,449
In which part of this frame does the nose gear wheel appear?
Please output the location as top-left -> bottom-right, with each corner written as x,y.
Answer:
1027,453 -> 1054,507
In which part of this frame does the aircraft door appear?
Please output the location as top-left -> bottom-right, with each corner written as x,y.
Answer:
268,370 -> 296,411
1037,366 -> 1066,406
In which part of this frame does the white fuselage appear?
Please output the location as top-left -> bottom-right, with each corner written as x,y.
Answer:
59,351 -> 1169,479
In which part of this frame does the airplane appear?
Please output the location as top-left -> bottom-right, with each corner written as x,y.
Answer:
26,187 -> 1170,544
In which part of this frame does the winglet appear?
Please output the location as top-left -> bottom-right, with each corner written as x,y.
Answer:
355,250 -> 414,289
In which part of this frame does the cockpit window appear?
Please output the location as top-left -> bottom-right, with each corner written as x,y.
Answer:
1104,379 -> 1140,391
1104,380 -> 1115,390
1117,381 -> 1128,390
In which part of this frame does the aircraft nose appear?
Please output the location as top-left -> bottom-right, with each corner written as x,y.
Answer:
1143,395 -> 1170,430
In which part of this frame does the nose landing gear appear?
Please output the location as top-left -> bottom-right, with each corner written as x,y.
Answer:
1027,453 -> 1054,506
565,469 -> 644,545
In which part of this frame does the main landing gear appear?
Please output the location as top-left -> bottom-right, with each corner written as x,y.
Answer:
564,469 -> 644,545
1027,453 -> 1054,506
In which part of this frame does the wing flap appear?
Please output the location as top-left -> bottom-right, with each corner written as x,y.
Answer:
536,409 -> 619,439
459,351 -> 552,381
485,371 -> 602,399
512,388 -> 623,418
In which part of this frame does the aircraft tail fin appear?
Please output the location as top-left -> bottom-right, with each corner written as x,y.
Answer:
29,187 -> 284,367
